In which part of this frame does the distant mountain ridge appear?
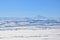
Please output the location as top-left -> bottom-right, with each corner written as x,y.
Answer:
0,16 -> 60,29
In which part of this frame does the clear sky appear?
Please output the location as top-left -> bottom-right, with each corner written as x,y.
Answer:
0,0 -> 60,18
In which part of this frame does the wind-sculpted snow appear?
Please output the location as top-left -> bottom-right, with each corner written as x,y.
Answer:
0,29 -> 60,40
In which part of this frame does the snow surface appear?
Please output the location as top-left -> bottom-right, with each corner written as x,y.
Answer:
0,28 -> 60,40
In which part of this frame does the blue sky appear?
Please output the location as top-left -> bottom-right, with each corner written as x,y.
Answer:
0,0 -> 60,18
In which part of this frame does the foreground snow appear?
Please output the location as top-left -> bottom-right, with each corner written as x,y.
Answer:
0,28 -> 60,40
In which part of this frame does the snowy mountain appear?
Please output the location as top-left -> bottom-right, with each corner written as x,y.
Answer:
0,16 -> 60,30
